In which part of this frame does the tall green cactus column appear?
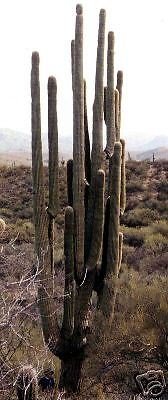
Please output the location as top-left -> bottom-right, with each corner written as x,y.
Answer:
106,32 -> 115,156
31,4 -> 126,396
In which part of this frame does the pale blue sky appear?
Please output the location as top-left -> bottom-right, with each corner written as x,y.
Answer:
0,0 -> 168,146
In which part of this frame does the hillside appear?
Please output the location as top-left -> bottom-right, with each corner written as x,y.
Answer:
1,129 -> 168,166
129,146 -> 168,161
127,134 -> 168,152
0,128 -> 72,163
0,160 -> 168,399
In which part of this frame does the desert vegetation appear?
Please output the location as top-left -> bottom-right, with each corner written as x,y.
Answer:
0,158 -> 168,399
0,2 -> 168,399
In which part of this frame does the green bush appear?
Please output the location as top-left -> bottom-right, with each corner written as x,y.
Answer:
17,207 -> 33,219
157,180 -> 168,194
126,181 -> 146,193
122,207 -> 159,227
125,198 -> 139,211
0,196 -> 9,208
144,233 -> 168,254
0,207 -> 13,218
126,161 -> 149,179
151,220 -> 168,238
114,271 -> 168,348
140,252 -> 168,274
122,226 -> 145,247
3,220 -> 35,243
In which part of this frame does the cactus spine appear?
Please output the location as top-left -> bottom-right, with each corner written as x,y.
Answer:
31,4 -> 126,395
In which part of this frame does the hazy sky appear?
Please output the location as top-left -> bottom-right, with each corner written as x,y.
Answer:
0,0 -> 168,146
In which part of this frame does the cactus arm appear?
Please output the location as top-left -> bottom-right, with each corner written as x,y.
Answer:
61,206 -> 75,339
106,32 -> 115,156
99,142 -> 122,318
107,142 -> 121,275
31,52 -> 46,256
84,80 -> 91,185
71,39 -> 75,92
118,232 -> 123,274
67,159 -> 73,207
101,196 -> 110,277
120,138 -> 126,215
31,53 -> 60,353
91,9 -> 106,179
47,77 -> 59,275
94,196 -> 110,297
73,4 -> 85,283
104,86 -> 107,124
116,70 -> 123,135
115,88 -> 120,141
85,9 -> 106,263
47,76 -> 59,218
86,169 -> 105,270
84,80 -> 91,221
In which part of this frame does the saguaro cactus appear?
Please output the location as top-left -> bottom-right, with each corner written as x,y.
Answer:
31,4 -> 126,395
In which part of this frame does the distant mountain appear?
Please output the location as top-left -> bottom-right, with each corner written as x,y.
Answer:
136,147 -> 168,161
127,135 -> 168,152
127,146 -> 168,161
0,129 -> 30,152
140,136 -> 168,152
1,129 -> 168,164
0,129 -> 72,161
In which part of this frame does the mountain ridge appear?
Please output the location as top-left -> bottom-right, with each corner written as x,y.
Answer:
0,128 -> 167,163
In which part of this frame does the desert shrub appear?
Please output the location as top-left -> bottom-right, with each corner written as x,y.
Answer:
122,246 -> 145,270
140,252 -> 168,273
114,271 -> 168,348
13,165 -> 27,176
21,194 -> 31,204
84,270 -> 168,399
151,220 -> 168,237
1,167 -> 14,178
156,180 -> 168,201
144,198 -> 168,218
13,201 -> 22,212
122,207 -> 159,227
3,220 -> 35,243
156,179 -> 168,194
144,233 -> 168,254
126,181 -> 145,193
17,220 -> 34,242
17,207 -> 33,219
122,227 -> 145,247
0,196 -> 9,208
156,200 -> 168,215
144,198 -> 160,210
122,245 -> 135,263
141,191 -> 151,202
0,207 -> 13,218
125,197 -> 139,212
126,161 -> 149,179
157,191 -> 167,201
